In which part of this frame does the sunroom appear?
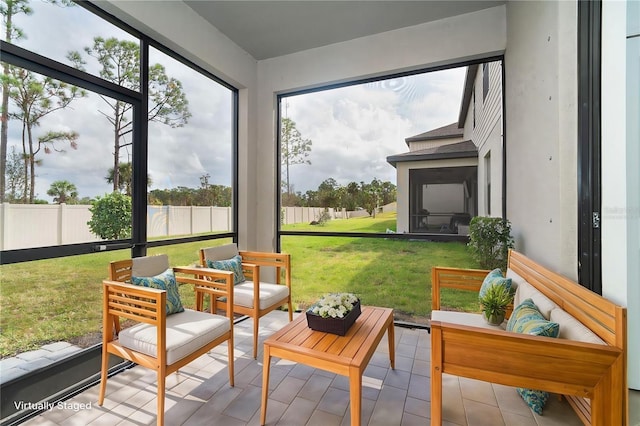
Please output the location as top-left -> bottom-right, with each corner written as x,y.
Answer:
0,1 -> 638,425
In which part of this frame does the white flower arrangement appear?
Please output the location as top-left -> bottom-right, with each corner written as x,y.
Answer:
309,293 -> 359,319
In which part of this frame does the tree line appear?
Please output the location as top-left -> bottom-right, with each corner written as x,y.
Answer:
282,177 -> 396,216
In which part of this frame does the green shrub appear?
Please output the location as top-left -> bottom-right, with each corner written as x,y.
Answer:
468,216 -> 514,270
87,192 -> 132,239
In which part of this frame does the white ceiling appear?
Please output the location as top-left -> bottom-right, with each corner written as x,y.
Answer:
184,1 -> 505,60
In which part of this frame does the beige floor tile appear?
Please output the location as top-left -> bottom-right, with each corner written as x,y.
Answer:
222,385 -> 262,422
459,377 -> 498,406
269,375 -> 307,404
297,373 -> 333,402
407,372 -> 430,401
403,395 -> 429,418
340,396 -> 377,426
532,395 -> 584,426
306,408 -> 343,426
383,368 -> 411,390
630,389 -> 640,426
401,411 -> 429,426
442,374 -> 467,426
21,418 -> 59,426
17,313 -> 597,426
316,386 -> 349,416
501,411 -> 538,426
492,383 -> 533,418
411,358 -> 430,377
464,399 -> 505,426
369,385 -> 407,426
276,396 -> 317,425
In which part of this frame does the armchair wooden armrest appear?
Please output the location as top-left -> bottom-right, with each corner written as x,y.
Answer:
102,280 -> 166,335
239,251 -> 291,286
431,266 -> 490,310
240,262 -> 259,284
176,266 -> 234,314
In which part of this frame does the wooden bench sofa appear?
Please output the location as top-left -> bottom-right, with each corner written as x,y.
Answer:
430,249 -> 628,425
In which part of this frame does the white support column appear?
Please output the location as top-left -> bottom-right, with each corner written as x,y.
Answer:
601,0 -> 639,389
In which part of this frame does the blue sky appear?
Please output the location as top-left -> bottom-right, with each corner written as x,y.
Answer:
5,0 -> 466,201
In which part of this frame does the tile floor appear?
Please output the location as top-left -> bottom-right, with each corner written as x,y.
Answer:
20,311 -> 639,426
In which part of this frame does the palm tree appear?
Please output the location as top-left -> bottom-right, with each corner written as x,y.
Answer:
47,180 -> 78,204
106,162 -> 151,196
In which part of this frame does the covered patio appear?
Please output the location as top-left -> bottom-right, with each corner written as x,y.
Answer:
1,0 -> 638,425
24,310 -> 616,426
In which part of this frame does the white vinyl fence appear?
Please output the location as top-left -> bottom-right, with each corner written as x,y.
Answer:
0,203 -> 233,251
280,207 -> 373,224
1,204 -> 376,250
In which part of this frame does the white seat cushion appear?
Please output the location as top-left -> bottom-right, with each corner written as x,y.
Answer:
118,309 -> 230,365
234,282 -> 289,310
431,310 -> 506,330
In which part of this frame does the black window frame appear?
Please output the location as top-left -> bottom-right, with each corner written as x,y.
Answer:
577,0 -> 602,294
276,56 -> 506,250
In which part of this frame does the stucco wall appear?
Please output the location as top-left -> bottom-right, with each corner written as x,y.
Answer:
504,0 -> 578,279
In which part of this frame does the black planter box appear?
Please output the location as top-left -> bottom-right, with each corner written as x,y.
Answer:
306,300 -> 361,336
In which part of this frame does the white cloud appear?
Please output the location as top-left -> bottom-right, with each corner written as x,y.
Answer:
6,0 -> 468,203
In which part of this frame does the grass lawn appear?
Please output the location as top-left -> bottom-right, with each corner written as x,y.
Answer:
282,213 -> 481,321
0,213 -> 482,357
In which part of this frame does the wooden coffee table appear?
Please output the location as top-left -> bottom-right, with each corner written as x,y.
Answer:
260,306 -> 394,426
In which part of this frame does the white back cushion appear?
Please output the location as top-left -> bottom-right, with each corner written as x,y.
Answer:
202,243 -> 240,262
132,254 -> 170,277
549,308 -> 605,344
507,269 -> 558,319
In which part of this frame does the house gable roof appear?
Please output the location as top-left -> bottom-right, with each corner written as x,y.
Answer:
387,140 -> 477,167
404,122 -> 462,145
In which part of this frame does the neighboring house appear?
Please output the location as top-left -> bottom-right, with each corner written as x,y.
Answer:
387,61 -> 504,234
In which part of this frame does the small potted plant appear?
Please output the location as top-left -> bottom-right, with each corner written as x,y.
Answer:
306,293 -> 361,335
479,283 -> 515,326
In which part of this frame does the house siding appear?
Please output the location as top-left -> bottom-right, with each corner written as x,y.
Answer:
409,136 -> 464,152
462,61 -> 503,217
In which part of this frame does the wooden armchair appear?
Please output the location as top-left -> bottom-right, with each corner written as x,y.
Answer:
198,243 -> 293,359
98,254 -> 235,426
